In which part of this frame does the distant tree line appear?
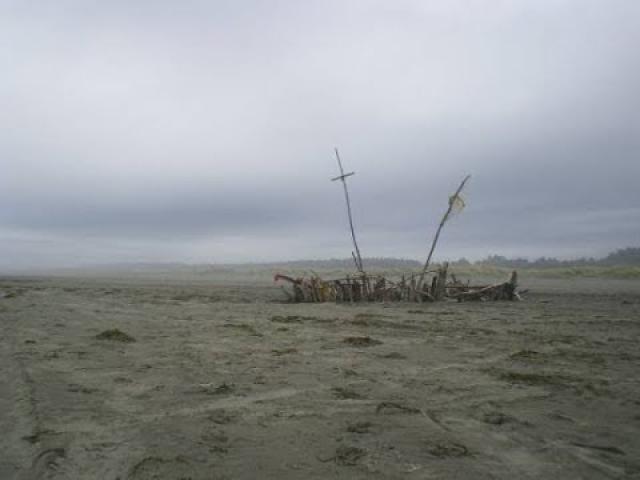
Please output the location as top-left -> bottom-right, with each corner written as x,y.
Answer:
208,247 -> 640,270
270,257 -> 422,269
468,247 -> 640,268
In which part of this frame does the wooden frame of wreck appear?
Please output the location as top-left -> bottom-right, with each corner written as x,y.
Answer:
274,151 -> 522,303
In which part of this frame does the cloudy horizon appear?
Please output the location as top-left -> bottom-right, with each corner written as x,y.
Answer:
2,1 -> 639,270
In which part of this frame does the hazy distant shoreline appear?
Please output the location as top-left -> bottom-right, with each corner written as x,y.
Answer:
3,256 -> 640,282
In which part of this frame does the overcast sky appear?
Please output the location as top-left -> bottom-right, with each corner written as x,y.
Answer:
1,0 -> 639,269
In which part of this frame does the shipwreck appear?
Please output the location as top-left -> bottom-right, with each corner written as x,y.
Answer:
275,149 -> 523,303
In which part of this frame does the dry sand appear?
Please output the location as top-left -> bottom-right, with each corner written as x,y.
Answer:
1,274 -> 639,479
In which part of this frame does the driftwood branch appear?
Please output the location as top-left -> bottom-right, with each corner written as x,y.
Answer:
417,175 -> 471,290
453,271 -> 519,302
332,148 -> 364,272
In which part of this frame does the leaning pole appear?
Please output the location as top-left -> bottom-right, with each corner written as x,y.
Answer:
331,148 -> 364,272
416,175 -> 471,290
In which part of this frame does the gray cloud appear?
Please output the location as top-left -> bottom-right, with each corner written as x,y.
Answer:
1,0 -> 639,269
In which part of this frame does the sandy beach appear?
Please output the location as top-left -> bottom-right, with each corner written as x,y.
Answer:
1,274 -> 639,479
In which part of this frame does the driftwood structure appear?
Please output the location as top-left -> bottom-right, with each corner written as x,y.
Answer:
275,152 -> 523,303
274,266 -> 522,303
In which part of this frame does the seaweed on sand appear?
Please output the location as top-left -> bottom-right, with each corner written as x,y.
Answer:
343,336 -> 382,347
332,387 -> 365,400
95,329 -> 136,343
319,446 -> 367,466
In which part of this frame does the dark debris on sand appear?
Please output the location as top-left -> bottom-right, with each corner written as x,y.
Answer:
375,401 -> 421,415
346,421 -> 373,434
318,446 -> 367,466
426,441 -> 469,458
343,336 -> 382,347
95,329 -> 136,343
332,387 -> 366,400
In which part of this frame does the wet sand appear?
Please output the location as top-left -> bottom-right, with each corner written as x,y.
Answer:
1,275 -> 639,479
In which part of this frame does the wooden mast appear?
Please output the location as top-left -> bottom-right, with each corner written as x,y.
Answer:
416,175 -> 471,290
331,148 -> 364,272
